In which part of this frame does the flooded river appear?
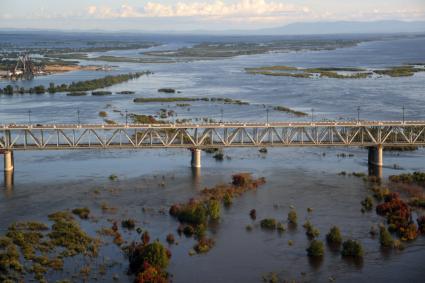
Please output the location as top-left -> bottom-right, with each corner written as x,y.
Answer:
1,33 -> 425,282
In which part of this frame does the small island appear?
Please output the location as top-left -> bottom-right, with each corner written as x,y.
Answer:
245,64 -> 425,79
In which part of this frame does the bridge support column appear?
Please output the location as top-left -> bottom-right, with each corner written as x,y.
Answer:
4,170 -> 14,190
191,149 -> 201,168
368,145 -> 383,167
3,150 -> 14,172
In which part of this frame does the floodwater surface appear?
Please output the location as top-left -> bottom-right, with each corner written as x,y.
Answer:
1,33 -> 425,282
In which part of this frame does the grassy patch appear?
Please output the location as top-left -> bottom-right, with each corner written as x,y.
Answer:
245,64 -> 425,79
273,106 -> 308,117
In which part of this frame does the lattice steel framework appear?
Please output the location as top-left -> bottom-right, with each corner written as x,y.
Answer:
1,121 -> 425,151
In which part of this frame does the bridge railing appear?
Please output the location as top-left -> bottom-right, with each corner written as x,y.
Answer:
1,121 -> 425,150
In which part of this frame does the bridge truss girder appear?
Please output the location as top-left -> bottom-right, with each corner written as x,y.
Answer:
1,123 -> 425,150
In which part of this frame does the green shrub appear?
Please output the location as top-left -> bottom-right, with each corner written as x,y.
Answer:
223,193 -> 233,207
306,240 -> 324,257
341,240 -> 363,257
176,202 -> 207,225
71,207 -> 90,219
260,218 -> 277,230
109,174 -> 118,181
361,196 -> 373,211
194,237 -> 215,253
288,210 -> 297,224
303,221 -> 320,238
379,226 -> 394,247
207,199 -> 221,220
326,226 -> 342,244
128,241 -> 170,274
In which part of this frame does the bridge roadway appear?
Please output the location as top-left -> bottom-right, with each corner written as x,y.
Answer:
1,120 -> 425,187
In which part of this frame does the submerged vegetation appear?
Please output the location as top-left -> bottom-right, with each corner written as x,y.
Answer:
307,240 -> 324,257
169,173 -> 266,254
260,218 -> 278,230
0,72 -> 150,95
128,240 -> 171,283
273,106 -> 308,117
287,210 -> 297,225
341,240 -> 363,258
72,207 -> 90,219
144,39 -> 362,60
134,96 -> 249,105
379,226 -> 394,248
0,211 -> 99,282
326,226 -> 342,245
246,64 -> 425,79
303,221 -> 320,238
389,171 -> 425,186
376,192 -> 418,241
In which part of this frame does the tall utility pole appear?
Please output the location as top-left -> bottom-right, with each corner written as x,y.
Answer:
402,105 -> 405,124
220,108 -> 224,123
266,108 -> 270,124
357,106 -> 361,123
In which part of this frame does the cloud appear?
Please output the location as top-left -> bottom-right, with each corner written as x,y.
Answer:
86,0 -> 311,23
87,4 -> 142,18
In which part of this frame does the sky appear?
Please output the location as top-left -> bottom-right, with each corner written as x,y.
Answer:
0,0 -> 424,31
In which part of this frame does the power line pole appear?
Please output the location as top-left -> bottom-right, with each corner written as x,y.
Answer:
357,106 -> 360,123
402,105 -> 405,124
266,108 -> 269,124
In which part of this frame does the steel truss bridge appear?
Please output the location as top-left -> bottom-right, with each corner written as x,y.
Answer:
1,121 -> 425,150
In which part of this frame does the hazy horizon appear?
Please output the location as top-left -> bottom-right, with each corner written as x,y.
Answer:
1,0 -> 425,32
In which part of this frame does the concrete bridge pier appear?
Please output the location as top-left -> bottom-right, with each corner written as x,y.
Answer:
3,150 -> 14,172
368,145 -> 383,167
368,145 -> 383,179
191,148 -> 201,168
3,150 -> 14,189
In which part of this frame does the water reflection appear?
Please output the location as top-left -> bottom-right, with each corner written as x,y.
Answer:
2,170 -> 14,197
191,166 -> 202,189
3,170 -> 14,190
368,164 -> 383,179
308,256 -> 324,270
327,242 -> 342,255
342,257 -> 364,270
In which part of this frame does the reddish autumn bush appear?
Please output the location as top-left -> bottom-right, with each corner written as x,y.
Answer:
399,223 -> 418,241
232,173 -> 253,187
376,193 -> 411,226
135,262 -> 168,283
376,192 -> 418,241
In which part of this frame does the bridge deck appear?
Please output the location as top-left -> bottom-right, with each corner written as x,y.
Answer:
1,121 -> 425,150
